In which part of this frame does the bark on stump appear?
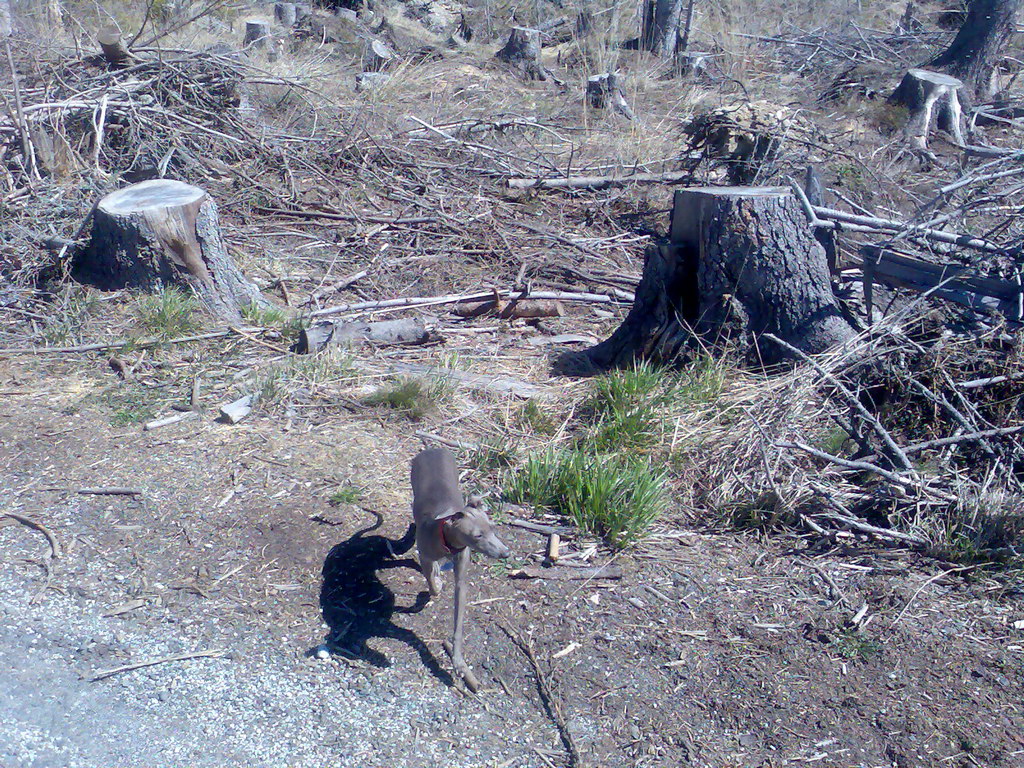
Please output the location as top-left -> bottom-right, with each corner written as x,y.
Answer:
564,187 -> 856,372
586,73 -> 634,120
641,0 -> 683,57
274,2 -> 296,27
98,25 -> 131,67
496,27 -> 547,81
243,19 -> 271,48
928,0 -> 1021,100
74,180 -> 265,322
890,68 -> 965,155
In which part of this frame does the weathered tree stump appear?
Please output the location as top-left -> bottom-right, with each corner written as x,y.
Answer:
890,68 -> 965,155
586,73 -> 634,120
355,71 -> 390,91
496,27 -> 547,81
74,180 -> 266,322
677,50 -> 709,78
294,3 -> 311,25
274,2 -> 296,27
98,25 -> 131,66
564,187 -> 856,371
363,38 -> 395,71
243,19 -> 271,48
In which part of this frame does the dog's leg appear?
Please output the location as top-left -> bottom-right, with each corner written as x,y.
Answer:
421,556 -> 441,596
450,547 -> 480,692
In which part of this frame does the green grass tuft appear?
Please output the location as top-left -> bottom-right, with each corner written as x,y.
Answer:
364,375 -> 452,421
329,484 -> 364,505
241,302 -> 288,328
133,288 -> 201,340
504,448 -> 669,548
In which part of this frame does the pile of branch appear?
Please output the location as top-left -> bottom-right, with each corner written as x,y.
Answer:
675,303 -> 1023,558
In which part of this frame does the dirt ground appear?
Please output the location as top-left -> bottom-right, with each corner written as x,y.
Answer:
1,353 -> 1022,768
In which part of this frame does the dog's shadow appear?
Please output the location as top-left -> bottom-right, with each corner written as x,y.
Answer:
318,511 -> 453,686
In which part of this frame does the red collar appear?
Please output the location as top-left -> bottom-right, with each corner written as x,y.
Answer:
436,513 -> 465,555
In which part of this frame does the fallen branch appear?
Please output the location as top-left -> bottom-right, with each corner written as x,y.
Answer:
0,327 -> 266,355
88,649 -> 227,682
309,289 -> 628,320
78,487 -> 143,496
507,170 -> 692,190
1,511 -> 62,559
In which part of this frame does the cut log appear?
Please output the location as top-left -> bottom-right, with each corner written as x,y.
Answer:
219,395 -> 254,424
564,187 -> 856,371
496,27 -> 547,81
97,25 -> 131,67
889,68 -> 965,155
586,73 -> 634,120
74,180 -> 266,322
363,38 -> 395,72
295,318 -> 435,353
243,19 -> 271,48
452,298 -> 564,319
274,2 -> 296,27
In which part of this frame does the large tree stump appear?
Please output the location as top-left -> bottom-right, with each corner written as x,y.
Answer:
496,27 -> 547,81
586,73 -> 634,120
74,180 -> 265,322
890,69 -> 966,155
566,187 -> 856,371
640,0 -> 683,57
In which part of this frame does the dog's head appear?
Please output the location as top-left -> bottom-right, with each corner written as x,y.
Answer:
443,496 -> 511,559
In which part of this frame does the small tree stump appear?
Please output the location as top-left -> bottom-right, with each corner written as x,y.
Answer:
363,39 -> 395,72
294,3 -> 311,25
586,73 -> 634,120
243,19 -> 271,48
566,187 -> 855,371
890,69 -> 965,155
355,71 -> 390,91
274,2 -> 296,27
98,25 -> 131,66
677,50 -> 709,77
496,27 -> 547,81
74,180 -> 265,322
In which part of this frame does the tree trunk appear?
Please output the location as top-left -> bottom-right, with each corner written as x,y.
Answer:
564,187 -> 855,371
641,0 -> 683,57
496,27 -> 547,80
928,0 -> 1021,100
97,25 -> 130,67
74,180 -> 266,322
0,0 -> 12,37
274,2 -> 296,27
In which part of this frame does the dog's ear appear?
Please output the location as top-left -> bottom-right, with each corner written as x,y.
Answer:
466,493 -> 483,508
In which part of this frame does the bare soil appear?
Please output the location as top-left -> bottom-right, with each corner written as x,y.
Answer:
1,353 -> 1022,768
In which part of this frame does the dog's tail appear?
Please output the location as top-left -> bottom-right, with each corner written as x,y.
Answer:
353,508 -> 384,537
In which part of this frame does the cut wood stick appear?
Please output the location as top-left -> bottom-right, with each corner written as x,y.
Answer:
391,362 -> 547,400
413,430 -> 480,452
0,326 -> 265,355
88,649 -> 227,682
309,289 -> 628,320
813,510 -> 928,546
505,519 -> 575,536
507,170 -> 692,190
902,425 -> 1024,453
956,371 -> 1024,389
509,565 -> 622,580
77,487 -> 142,495
143,411 -> 198,431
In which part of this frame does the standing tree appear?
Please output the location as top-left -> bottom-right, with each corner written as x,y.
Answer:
928,0 -> 1021,100
640,0 -> 683,57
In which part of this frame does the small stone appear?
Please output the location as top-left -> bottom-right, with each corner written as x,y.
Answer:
315,645 -> 330,660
